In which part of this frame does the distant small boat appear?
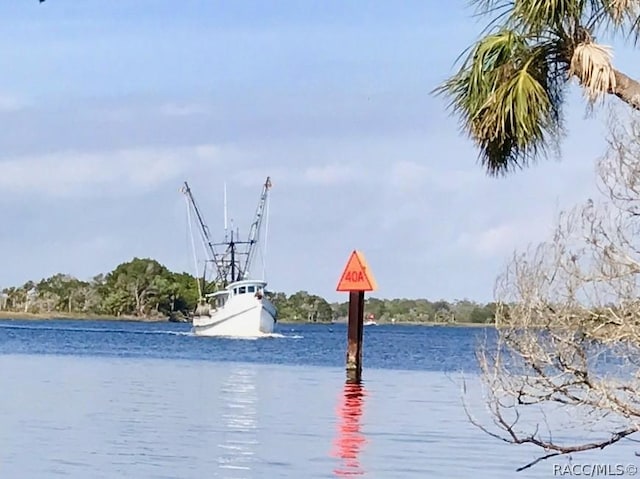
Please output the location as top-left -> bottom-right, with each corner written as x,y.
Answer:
364,313 -> 377,326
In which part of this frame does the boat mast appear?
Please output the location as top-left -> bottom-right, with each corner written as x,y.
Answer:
223,181 -> 228,243
230,229 -> 236,282
240,176 -> 272,280
180,181 -> 226,286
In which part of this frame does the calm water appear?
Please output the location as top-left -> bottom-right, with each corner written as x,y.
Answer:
0,320 -> 637,478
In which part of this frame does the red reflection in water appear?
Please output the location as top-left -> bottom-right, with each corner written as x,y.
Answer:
331,381 -> 367,476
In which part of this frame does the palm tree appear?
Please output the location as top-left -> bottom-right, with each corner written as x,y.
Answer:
435,0 -> 640,175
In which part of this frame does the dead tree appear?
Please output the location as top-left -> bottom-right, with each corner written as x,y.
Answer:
472,109 -> 640,471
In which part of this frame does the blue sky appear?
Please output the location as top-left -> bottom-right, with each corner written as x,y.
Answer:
0,0 -> 637,303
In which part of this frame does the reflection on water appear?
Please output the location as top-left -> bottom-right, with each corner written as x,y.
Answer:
332,381 -> 367,476
217,366 -> 258,477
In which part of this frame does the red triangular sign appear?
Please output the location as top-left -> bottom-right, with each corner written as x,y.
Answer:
336,250 -> 377,292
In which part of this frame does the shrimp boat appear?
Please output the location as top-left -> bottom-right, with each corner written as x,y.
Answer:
180,177 -> 277,337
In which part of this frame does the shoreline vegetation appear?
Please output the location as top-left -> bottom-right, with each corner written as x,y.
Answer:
0,257 -> 497,326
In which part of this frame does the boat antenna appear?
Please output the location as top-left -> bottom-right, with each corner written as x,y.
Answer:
224,181 -> 228,243
261,180 -> 271,281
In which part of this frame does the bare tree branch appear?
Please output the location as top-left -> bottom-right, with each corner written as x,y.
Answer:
470,107 -> 640,471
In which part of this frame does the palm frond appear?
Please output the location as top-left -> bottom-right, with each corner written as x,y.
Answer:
470,0 -> 514,25
569,42 -> 617,105
607,0 -> 640,42
434,31 -> 565,175
610,0 -> 635,21
512,0 -> 583,33
586,0 -> 640,41
434,0 -> 640,175
470,0 -> 513,15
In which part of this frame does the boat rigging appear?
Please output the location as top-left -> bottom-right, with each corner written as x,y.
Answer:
181,176 -> 273,291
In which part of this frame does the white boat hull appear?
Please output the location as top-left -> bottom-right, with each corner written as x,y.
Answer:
192,296 -> 277,338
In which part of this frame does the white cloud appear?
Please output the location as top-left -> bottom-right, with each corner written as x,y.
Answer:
456,217 -> 554,258
390,160 -> 429,190
0,94 -> 27,112
303,163 -> 356,185
0,144 -> 219,197
240,159 -> 441,190
470,224 -> 520,256
159,102 -> 207,117
430,168 -> 480,192
232,163 -> 359,188
389,160 -> 480,192
231,166 -> 293,188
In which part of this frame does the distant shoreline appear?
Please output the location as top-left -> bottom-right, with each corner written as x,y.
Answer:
327,321 -> 492,328
0,311 -> 493,328
0,311 -> 167,322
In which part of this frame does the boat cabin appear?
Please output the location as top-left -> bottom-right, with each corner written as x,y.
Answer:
228,279 -> 267,299
205,279 -> 268,310
207,290 -> 229,309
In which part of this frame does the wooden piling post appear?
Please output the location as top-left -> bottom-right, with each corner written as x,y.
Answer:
346,291 -> 365,382
336,250 -> 377,383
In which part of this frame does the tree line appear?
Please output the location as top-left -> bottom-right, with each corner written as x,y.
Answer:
0,257 -> 496,324
0,258 -> 198,320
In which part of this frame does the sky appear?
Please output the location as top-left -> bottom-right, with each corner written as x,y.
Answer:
1,0 -> 639,304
